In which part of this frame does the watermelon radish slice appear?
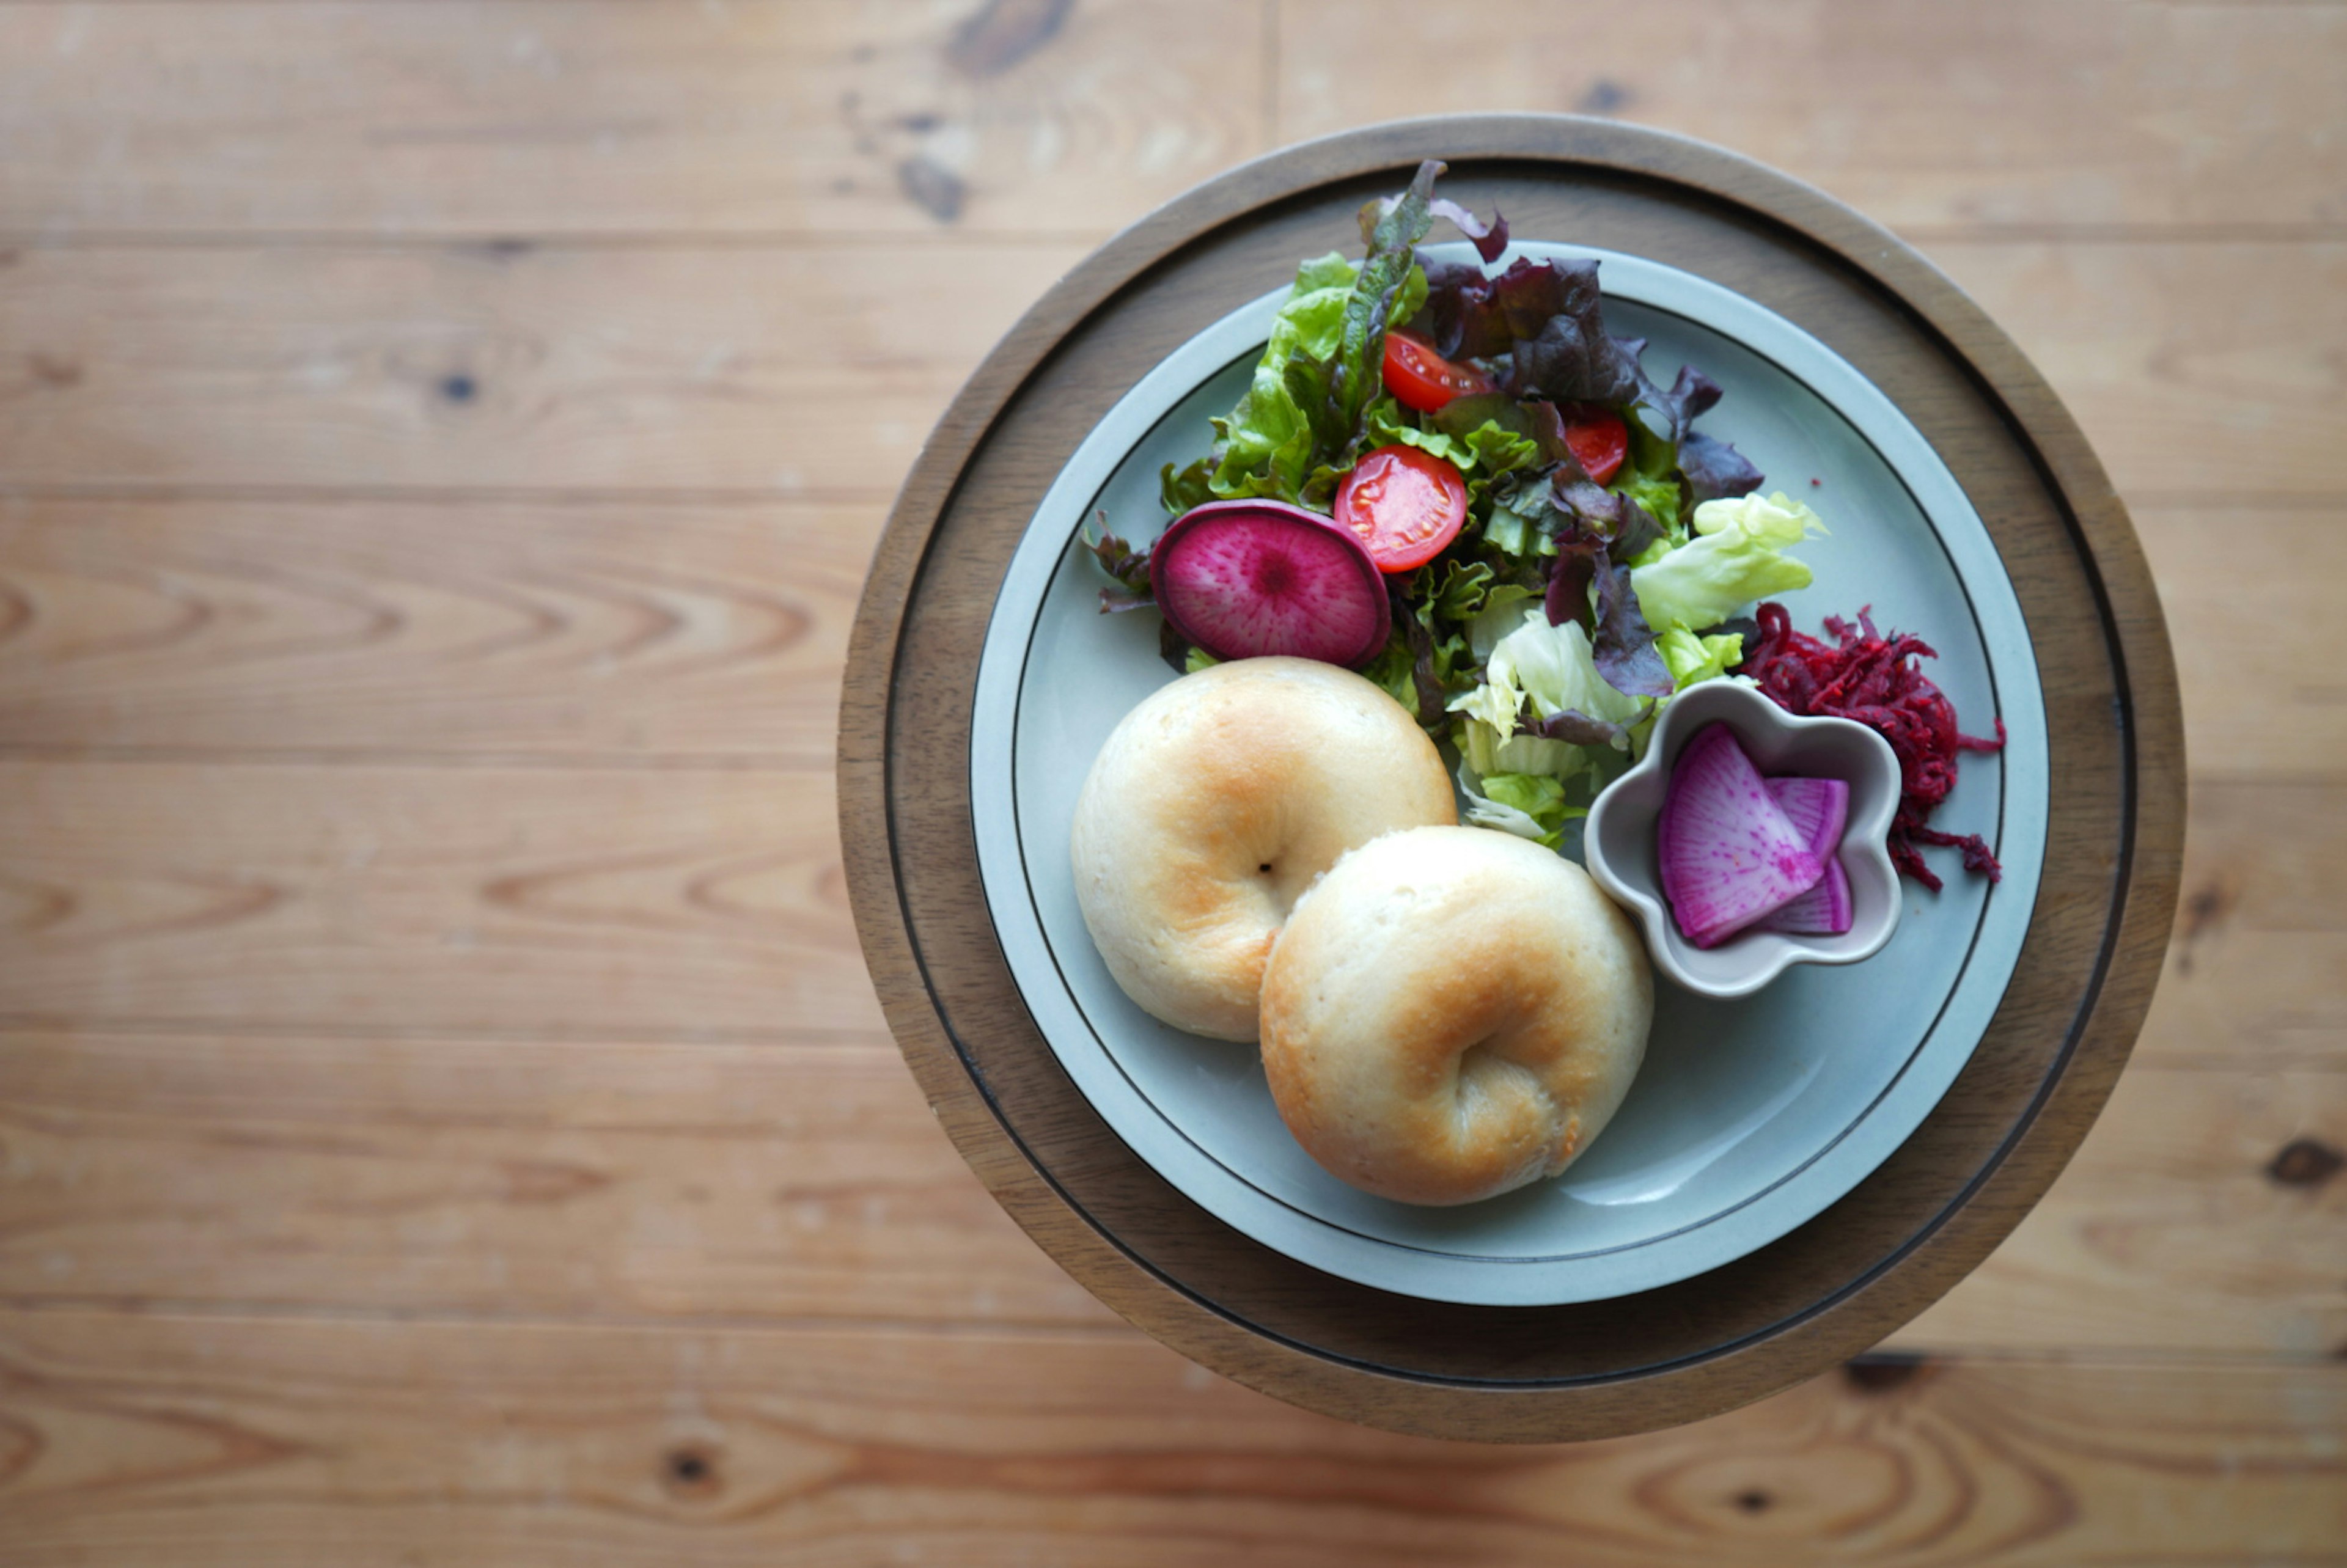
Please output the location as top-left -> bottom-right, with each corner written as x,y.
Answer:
1757,775 -> 1854,936
1148,499 -> 1390,669
1759,855 -> 1853,936
1764,775 -> 1849,865
1656,724 -> 1824,948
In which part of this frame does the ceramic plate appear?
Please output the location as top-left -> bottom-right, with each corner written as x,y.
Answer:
969,242 -> 2048,1306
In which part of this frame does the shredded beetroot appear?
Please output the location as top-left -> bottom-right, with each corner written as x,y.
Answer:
1739,603 -> 2005,892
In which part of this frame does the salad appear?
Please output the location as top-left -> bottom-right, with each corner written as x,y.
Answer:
1088,159 -> 1995,884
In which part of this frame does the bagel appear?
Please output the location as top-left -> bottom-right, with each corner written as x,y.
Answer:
1260,825 -> 1652,1205
1070,657 -> 1455,1041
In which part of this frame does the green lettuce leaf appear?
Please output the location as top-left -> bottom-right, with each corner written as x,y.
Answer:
1630,491 -> 1826,635
1201,163 -> 1469,507
1363,398 -> 1540,484
1206,251 -> 1359,502
1460,767 -> 1582,849
1658,626 -> 1745,688
1449,606 -> 1647,745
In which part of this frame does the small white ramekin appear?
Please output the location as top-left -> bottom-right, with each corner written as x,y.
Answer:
1584,678 -> 1904,998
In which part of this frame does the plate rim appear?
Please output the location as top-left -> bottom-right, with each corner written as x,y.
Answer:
968,241 -> 2051,1306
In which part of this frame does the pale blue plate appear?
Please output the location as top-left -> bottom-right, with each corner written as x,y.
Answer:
969,243 -> 2048,1306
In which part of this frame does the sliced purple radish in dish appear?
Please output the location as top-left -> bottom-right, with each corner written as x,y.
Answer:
1148,499 -> 1390,669
1765,775 -> 1848,865
1758,855 -> 1853,935
1657,724 -> 1823,949
1755,775 -> 1854,935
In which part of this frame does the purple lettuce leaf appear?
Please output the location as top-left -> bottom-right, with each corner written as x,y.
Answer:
1679,430 -> 1766,504
1082,518 -> 1155,614
1421,255 -> 1645,405
1591,554 -> 1675,698
1521,702 -> 1653,748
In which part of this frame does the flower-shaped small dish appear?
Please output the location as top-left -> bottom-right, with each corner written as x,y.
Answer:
1585,678 -> 1904,998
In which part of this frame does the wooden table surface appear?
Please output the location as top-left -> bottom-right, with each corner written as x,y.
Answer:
0,2 -> 2338,1561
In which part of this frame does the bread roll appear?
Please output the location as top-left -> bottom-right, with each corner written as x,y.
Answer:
1260,825 -> 1651,1204
1070,657 -> 1455,1041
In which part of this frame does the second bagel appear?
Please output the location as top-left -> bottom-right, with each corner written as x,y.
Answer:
1261,825 -> 1653,1206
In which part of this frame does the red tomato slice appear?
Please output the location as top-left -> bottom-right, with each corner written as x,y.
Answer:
1334,445 -> 1469,574
1563,405 -> 1629,485
1381,333 -> 1496,414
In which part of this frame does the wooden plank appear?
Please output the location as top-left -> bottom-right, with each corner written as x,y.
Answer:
0,760 -> 2327,1073
0,1034 -> 1107,1328
1282,0 -> 2347,235
0,498 -> 2327,774
0,241 -> 2332,498
1924,240 -> 2347,501
2136,779 -> 2347,1077
0,240 -> 1085,494
0,0 -> 1269,238
1886,1063 -> 2347,1357
0,726 -> 2327,1065
0,1310 -> 2340,1564
0,1027 -> 2335,1355
4,2 -> 2340,240
0,495 -> 875,764
0,761 -> 890,1039
2134,504 -> 2347,779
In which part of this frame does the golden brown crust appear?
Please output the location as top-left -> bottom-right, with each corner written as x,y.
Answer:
1069,658 -> 1456,1041
1260,826 -> 1653,1204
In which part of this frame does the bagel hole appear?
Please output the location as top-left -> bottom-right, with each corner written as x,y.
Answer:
1257,863 -> 1273,874
1454,1044 -> 1549,1137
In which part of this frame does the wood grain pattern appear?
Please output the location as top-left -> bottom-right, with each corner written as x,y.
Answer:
0,1033 -> 1106,1329
1,1310 -> 2340,1566
0,1027 -> 2333,1357
0,242 -> 2334,497
0,495 -> 873,763
2137,779 -> 2347,1077
0,761 -> 887,1039
0,0 -> 1269,238
0,760 -> 2321,1060
0,0 -> 2334,1547
4,504 -> 2328,774
0,241 -> 1082,494
2134,505 -> 2347,779
1280,0 -> 2347,235
1885,1061 -> 2347,1357
0,499 -> 2330,776
5,0 -> 2338,238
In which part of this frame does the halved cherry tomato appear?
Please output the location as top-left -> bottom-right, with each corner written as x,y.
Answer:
1334,445 -> 1469,574
1381,332 -> 1496,413
1562,405 -> 1629,486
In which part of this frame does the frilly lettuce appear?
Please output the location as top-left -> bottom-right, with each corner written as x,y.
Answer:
1458,764 -> 1579,849
1362,397 -> 1540,485
1204,252 -> 1425,503
1631,491 -> 1826,636
1658,626 -> 1746,689
1449,606 -> 1651,780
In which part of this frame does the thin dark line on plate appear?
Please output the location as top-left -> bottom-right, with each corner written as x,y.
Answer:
1000,284 -> 2024,1273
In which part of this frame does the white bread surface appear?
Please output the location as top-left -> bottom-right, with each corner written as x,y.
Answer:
1069,657 -> 1455,1042
1261,825 -> 1652,1205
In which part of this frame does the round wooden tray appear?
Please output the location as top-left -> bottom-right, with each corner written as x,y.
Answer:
837,116 -> 2183,1442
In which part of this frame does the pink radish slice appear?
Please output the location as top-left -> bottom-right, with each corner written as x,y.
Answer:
1754,775 -> 1853,936
1764,775 -> 1848,864
1658,724 -> 1824,948
1758,855 -> 1853,935
1148,499 -> 1390,669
